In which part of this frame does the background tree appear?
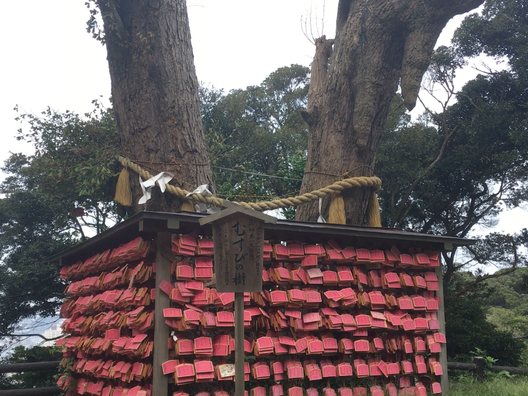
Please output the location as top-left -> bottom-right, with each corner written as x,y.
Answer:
0,104 -> 119,336
377,0 -> 528,286
444,294 -> 524,366
454,0 -> 528,82
295,0 -> 484,224
87,0 -> 214,213
201,64 -> 309,219
85,0 -> 487,220
444,267 -> 528,365
377,71 -> 528,283
484,268 -> 528,340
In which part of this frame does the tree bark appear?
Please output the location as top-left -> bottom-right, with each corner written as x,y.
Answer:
98,0 -> 214,213
296,0 -> 484,224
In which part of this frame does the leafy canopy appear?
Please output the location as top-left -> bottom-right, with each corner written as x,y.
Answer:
0,103 -> 120,335
201,64 -> 309,219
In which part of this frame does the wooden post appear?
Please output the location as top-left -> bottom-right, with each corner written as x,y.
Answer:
153,232 -> 172,396
199,203 -> 276,396
473,356 -> 486,380
436,265 -> 449,395
235,292 -> 245,396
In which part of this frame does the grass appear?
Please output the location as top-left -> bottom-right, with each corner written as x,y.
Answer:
450,376 -> 528,396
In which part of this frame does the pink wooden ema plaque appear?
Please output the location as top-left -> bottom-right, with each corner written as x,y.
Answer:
199,201 -> 277,292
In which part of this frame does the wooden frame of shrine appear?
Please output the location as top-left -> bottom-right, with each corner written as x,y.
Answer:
53,210 -> 474,396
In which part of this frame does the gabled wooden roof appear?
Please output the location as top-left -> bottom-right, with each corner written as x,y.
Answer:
51,211 -> 475,266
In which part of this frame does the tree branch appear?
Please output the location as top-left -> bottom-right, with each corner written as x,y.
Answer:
96,0 -> 126,41
453,266 -> 519,297
443,248 -> 456,285
453,235 -> 520,296
0,333 -> 64,342
72,215 -> 86,241
395,124 -> 457,227
451,184 -> 504,237
302,36 -> 334,126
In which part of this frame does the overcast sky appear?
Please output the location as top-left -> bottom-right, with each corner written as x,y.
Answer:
1,0 -> 469,160
1,0 -> 339,161
2,1 -> 525,233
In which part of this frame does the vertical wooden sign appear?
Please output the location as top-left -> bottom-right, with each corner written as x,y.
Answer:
212,213 -> 264,292
199,201 -> 276,293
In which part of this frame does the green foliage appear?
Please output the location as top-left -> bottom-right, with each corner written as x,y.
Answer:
377,118 -> 442,228
0,102 -> 121,335
451,376 -> 528,396
470,348 -> 517,380
377,3 -> 528,316
487,307 -> 528,340
201,64 -> 309,217
379,71 -> 528,236
84,0 -> 122,45
446,268 -> 528,365
483,267 -> 528,311
14,101 -> 120,210
445,295 -> 524,366
454,0 -> 528,80
428,45 -> 467,86
418,5 -> 528,356
84,1 -> 104,42
0,346 -> 62,390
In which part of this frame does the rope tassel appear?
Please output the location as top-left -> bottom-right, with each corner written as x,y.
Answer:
114,167 -> 132,207
366,191 -> 382,227
181,201 -> 195,212
328,193 -> 346,224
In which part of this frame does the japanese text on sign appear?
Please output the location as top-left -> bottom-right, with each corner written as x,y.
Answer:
212,213 -> 264,292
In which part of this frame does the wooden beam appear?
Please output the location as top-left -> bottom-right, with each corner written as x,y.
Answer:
436,266 -> 449,394
152,232 -> 172,396
0,361 -> 60,373
447,361 -> 528,375
0,387 -> 61,396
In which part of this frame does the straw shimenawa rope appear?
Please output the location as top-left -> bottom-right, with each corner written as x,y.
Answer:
116,155 -> 382,226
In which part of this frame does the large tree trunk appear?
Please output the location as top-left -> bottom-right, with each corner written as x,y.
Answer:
296,0 -> 484,224
98,0 -> 214,213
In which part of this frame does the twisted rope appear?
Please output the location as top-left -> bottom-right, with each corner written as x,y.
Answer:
117,155 -> 381,212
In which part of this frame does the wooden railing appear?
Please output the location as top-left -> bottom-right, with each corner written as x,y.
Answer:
448,357 -> 528,378
0,360 -> 61,396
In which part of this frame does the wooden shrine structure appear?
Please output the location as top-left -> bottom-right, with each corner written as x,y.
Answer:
52,211 -> 474,396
